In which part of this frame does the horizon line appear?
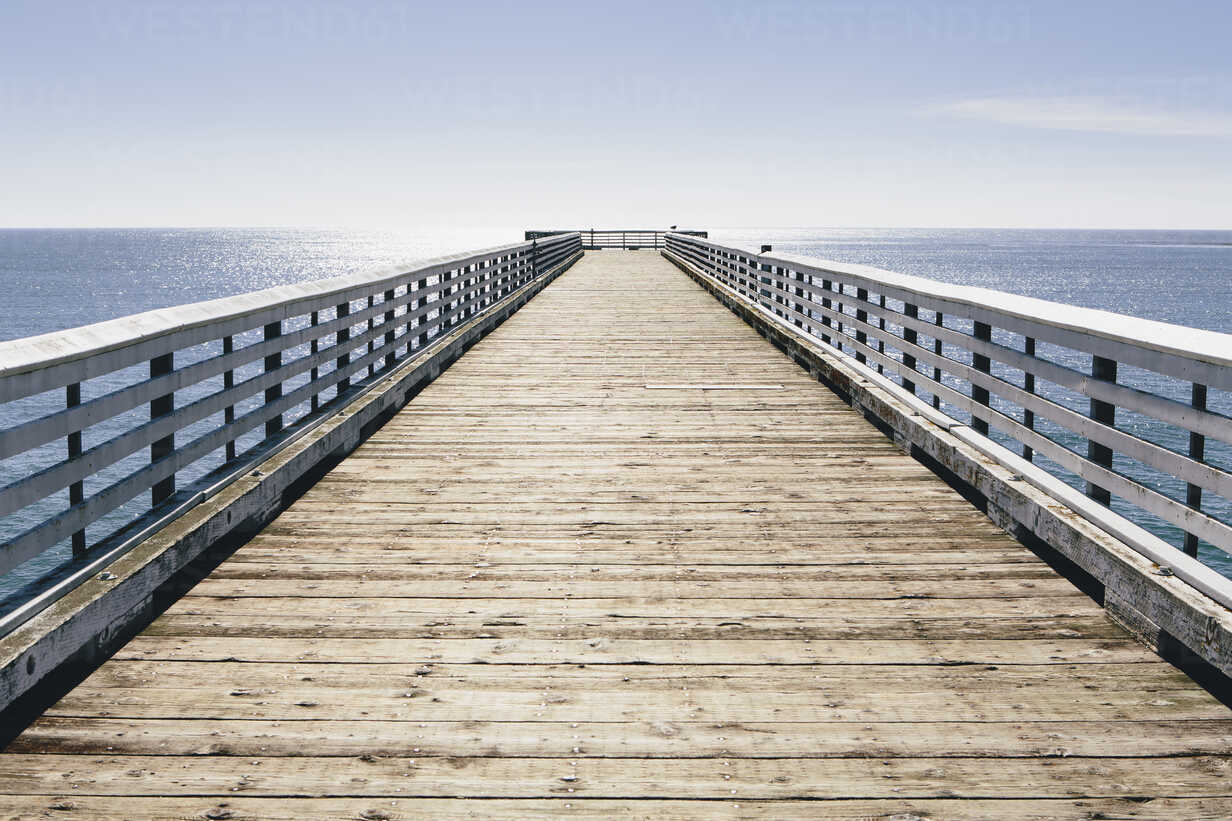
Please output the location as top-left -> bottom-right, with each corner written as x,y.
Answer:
0,224 -> 1230,233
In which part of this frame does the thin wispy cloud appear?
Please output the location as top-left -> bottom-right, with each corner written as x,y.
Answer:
940,96 -> 1232,137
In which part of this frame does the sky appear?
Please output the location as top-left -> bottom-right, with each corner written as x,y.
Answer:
1,0 -> 1230,229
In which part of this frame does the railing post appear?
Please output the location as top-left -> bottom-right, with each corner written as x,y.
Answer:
854,287 -> 868,365
759,245 -> 775,307
336,301 -> 351,393
401,281 -> 415,354
820,279 -> 833,345
834,283 -> 844,351
971,321 -> 992,436
223,335 -> 237,458
803,273 -> 814,334
441,270 -> 453,330
66,382 -> 85,556
798,268 -> 808,325
932,313 -> 943,410
902,303 -> 918,395
416,277 -> 430,349
150,352 -> 175,506
1185,383 -> 1208,556
308,315 -> 320,414
367,295 -> 376,377
1085,355 -> 1118,506
264,321 -> 283,438
384,288 -> 396,369
1022,336 -> 1035,461
877,295 -> 886,375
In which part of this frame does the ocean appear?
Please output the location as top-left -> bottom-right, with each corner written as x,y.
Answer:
1,227 -> 1229,599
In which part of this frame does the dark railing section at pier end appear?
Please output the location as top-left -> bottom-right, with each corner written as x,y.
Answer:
526,229 -> 707,250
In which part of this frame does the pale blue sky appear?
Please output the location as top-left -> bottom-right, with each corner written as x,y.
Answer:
2,0 -> 1230,229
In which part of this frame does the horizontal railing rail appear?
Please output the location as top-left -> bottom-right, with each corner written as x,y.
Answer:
665,232 -> 1232,574
0,232 -> 582,596
526,229 -> 707,250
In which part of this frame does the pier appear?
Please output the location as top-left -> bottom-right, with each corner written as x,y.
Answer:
2,234 -> 1232,816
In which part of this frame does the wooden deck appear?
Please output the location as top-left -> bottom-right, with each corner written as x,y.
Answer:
3,250 -> 1232,818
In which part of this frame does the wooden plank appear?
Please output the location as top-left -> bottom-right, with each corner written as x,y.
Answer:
298,487 -> 969,505
141,613 -> 1122,641
13,717 -> 1232,758
5,754 -> 1232,798
264,502 -> 991,522
223,545 -> 1044,565
4,797 -> 1232,821
252,522 -> 1010,541
54,659 -> 1204,691
45,681 -> 1224,722
198,561 -> 1062,581
178,578 -> 1089,599
110,636 -> 1158,665
162,595 -> 1100,619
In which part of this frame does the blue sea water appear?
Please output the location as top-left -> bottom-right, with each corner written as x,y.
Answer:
0,227 -> 1229,600
0,227 -> 524,344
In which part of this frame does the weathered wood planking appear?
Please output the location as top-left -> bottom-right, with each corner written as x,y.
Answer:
2,250 -> 1231,818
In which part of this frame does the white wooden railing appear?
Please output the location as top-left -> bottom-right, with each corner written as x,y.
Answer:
666,233 -> 1232,583
0,233 -> 581,598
